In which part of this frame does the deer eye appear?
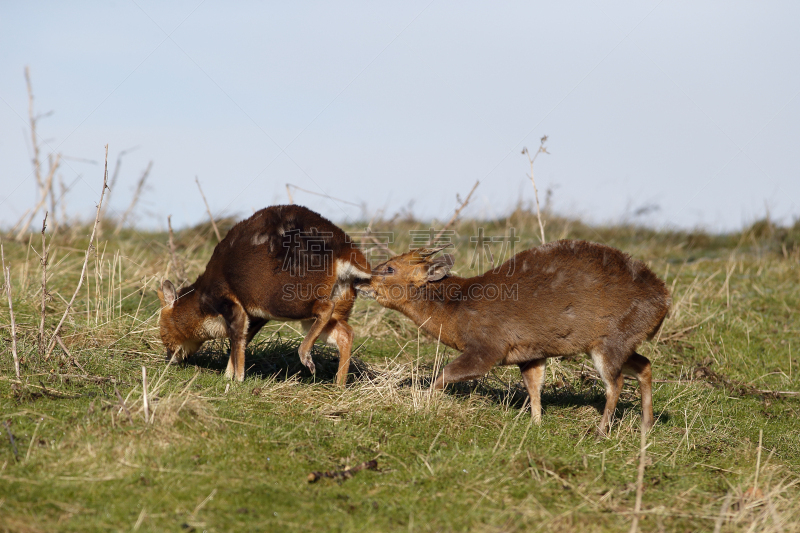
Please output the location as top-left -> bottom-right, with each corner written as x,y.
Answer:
384,266 -> 395,275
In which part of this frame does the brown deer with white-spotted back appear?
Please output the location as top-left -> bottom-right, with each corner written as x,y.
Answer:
157,205 -> 371,385
355,240 -> 670,435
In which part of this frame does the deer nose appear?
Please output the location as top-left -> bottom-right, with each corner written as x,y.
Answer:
354,281 -> 376,300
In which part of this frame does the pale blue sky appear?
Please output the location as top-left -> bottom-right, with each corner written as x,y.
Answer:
1,1 -> 799,232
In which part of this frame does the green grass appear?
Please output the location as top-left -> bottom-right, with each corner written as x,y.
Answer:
1,215 -> 799,532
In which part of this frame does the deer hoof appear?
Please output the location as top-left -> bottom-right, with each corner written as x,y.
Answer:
300,355 -> 316,374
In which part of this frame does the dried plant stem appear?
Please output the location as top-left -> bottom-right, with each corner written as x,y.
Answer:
25,419 -> 42,461
363,229 -> 396,257
630,422 -> 648,533
167,215 -> 187,285
307,460 -> 378,483
142,366 -> 150,422
522,136 -> 549,245
285,183 -> 362,207
16,154 -> 60,241
15,68 -> 61,240
26,66 -> 42,196
102,145 -> 139,221
45,145 -> 109,358
115,161 -> 152,233
55,335 -> 85,373
38,213 -> 49,359
195,177 -> 222,242
1,243 -> 21,379
434,180 -> 479,242
754,428 -> 763,493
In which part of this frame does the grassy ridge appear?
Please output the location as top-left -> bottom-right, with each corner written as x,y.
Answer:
1,214 -> 799,532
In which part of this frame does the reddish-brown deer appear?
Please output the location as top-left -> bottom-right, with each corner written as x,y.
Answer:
354,240 -> 670,434
157,205 -> 371,385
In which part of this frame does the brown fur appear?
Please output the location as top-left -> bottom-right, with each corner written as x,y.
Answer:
157,205 -> 371,385
355,240 -> 670,434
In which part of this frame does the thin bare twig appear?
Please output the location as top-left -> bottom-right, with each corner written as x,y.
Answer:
361,228 -> 396,257
522,135 -> 549,244
26,66 -> 42,196
102,145 -> 139,221
16,154 -> 60,241
285,183 -> 361,207
434,180 -> 480,243
45,145 -> 109,358
307,459 -> 378,483
195,177 -> 222,242
754,428 -> 763,494
114,386 -> 133,424
115,161 -> 152,232
38,212 -> 49,359
1,243 -> 21,379
15,68 -> 60,240
55,335 -> 86,374
142,366 -> 150,423
167,215 -> 187,285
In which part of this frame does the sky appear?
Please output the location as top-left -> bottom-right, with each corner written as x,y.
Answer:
1,1 -> 799,233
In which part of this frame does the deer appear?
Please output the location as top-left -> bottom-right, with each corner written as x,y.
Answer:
354,240 -> 670,435
157,205 -> 371,385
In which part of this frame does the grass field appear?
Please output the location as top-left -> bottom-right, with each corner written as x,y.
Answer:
1,211 -> 799,532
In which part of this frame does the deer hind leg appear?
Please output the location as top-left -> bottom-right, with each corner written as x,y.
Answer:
433,348 -> 498,390
622,352 -> 654,431
298,299 -> 335,375
246,318 -> 268,344
519,359 -> 546,424
321,319 -> 355,387
590,347 -> 625,437
221,301 -> 249,382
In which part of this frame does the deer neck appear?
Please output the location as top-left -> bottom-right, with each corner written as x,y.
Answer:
390,277 -> 467,349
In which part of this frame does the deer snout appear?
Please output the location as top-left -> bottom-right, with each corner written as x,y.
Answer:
353,278 -> 376,300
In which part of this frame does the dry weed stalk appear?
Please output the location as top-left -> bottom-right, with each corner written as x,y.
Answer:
15,68 -> 61,240
195,177 -> 222,242
307,459 -> 378,483
115,161 -> 152,233
38,213 -> 49,359
285,183 -> 362,207
434,180 -> 480,243
1,243 -> 21,379
102,145 -> 138,221
142,366 -> 150,422
46,145 -> 109,358
522,135 -> 549,244
167,215 -> 187,286
629,422 -> 649,533
16,156 -> 60,241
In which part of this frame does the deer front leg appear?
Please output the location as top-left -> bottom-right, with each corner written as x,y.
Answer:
298,299 -> 335,375
519,359 -> 546,424
432,348 -> 499,389
221,301 -> 249,382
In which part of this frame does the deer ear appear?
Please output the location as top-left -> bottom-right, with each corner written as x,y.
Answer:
160,280 -> 177,308
415,243 -> 453,258
426,254 -> 454,281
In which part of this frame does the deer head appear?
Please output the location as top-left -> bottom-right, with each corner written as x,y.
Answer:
354,244 -> 454,305
157,279 -> 203,362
